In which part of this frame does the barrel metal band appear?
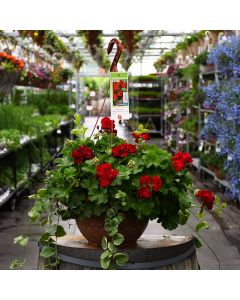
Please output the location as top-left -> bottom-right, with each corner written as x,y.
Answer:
40,245 -> 196,269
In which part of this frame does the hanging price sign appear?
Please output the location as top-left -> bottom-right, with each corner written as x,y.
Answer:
110,72 -> 129,120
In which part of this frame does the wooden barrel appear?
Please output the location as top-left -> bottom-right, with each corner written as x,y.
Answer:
38,235 -> 199,270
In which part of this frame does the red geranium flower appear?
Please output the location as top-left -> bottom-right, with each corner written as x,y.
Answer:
112,143 -> 137,158
138,186 -> 152,199
101,116 -> 115,130
96,163 -> 119,188
172,151 -> 192,172
142,133 -> 150,140
131,131 -> 150,143
139,175 -> 152,186
71,145 -> 94,164
196,190 -> 215,210
138,175 -> 162,198
113,93 -> 118,101
151,175 -> 163,192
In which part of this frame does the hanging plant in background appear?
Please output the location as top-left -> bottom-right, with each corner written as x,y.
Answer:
18,30 -> 46,47
118,30 -> 142,71
78,30 -> 110,71
202,36 -> 240,202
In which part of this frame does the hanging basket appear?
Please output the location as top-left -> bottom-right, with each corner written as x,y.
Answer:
0,69 -> 20,96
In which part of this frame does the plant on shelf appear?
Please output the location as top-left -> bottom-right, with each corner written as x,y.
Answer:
202,36 -> 240,201
179,115 -> 198,134
12,114 -> 226,270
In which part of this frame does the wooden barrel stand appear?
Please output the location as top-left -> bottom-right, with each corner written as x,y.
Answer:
38,234 -> 199,270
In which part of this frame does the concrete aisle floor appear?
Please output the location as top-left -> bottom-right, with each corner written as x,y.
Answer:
0,117 -> 240,270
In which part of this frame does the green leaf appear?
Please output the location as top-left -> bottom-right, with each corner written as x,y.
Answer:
221,202 -> 226,209
101,258 -> 111,269
114,190 -> 127,200
114,253 -> 128,266
197,211 -> 205,219
40,219 -> 48,227
100,249 -> 112,260
14,235 -> 29,247
40,232 -> 51,243
106,208 -> 115,218
113,233 -> 124,246
40,246 -> 55,258
215,195 -> 221,206
28,209 -> 40,223
101,237 -> 108,250
108,242 -> 117,253
37,188 -> 47,198
193,236 -> 202,248
10,259 -> 26,270
55,225 -> 66,237
196,221 -> 208,233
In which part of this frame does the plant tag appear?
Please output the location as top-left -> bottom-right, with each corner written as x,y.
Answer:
110,72 -> 129,120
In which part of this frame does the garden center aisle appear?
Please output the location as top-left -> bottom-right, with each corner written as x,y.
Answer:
0,116 -> 240,270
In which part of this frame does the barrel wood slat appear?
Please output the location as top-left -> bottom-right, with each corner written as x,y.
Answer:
38,235 -> 199,270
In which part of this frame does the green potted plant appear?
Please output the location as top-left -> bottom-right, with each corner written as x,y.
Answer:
12,114 -> 226,270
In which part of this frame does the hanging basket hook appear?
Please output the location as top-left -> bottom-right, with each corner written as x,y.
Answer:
107,38 -> 123,72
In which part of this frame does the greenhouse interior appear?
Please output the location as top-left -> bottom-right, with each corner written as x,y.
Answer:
0,29 -> 240,271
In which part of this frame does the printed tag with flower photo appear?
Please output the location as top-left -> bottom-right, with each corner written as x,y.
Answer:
110,72 -> 129,120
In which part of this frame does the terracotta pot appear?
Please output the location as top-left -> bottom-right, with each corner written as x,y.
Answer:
76,212 -> 149,246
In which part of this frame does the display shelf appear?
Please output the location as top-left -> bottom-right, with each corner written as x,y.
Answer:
200,108 -> 215,113
192,158 -> 200,170
0,118 -> 73,209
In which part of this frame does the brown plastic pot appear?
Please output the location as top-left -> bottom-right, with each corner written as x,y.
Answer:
76,212 -> 149,246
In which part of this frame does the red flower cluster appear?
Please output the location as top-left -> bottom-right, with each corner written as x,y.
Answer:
196,190 -> 215,210
112,143 -> 137,158
172,151 -> 193,171
138,175 -> 163,199
113,80 -> 127,104
96,163 -> 119,188
71,146 -> 94,164
100,116 -> 117,135
131,132 -> 150,143
0,52 -> 25,70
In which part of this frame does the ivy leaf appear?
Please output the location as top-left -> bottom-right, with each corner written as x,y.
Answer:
14,235 -> 29,247
40,246 -> 55,258
113,233 -> 124,246
40,232 -> 51,243
114,253 -> 128,266
197,211 -> 205,219
101,237 -> 108,250
193,236 -> 202,248
40,219 -> 48,227
101,258 -> 111,270
196,221 -> 208,233
100,249 -> 112,260
108,242 -> 117,253
55,225 -> 66,237
106,208 -> 115,218
10,259 -> 26,270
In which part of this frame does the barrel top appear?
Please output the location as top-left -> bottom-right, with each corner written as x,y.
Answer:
56,234 -> 193,250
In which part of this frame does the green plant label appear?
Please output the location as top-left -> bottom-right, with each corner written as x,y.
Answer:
110,72 -> 129,120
